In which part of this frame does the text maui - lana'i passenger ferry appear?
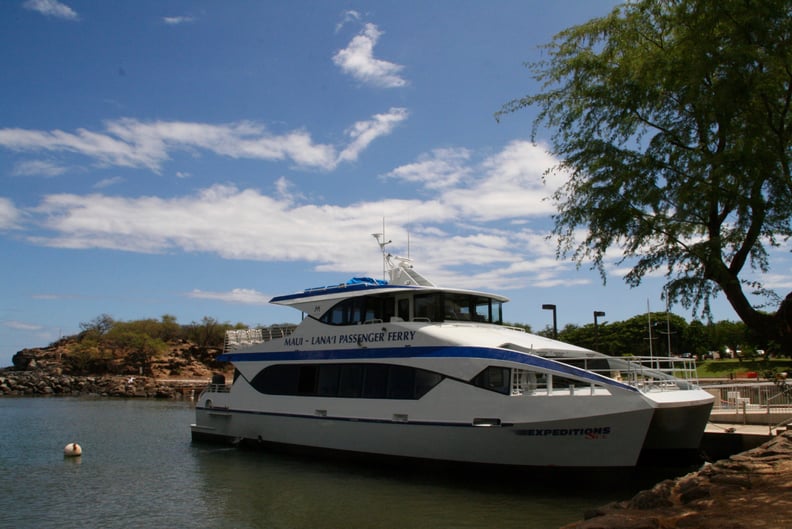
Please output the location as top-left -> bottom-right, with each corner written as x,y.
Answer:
191,242 -> 714,468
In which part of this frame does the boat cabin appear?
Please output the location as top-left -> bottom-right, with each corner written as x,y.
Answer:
317,289 -> 505,326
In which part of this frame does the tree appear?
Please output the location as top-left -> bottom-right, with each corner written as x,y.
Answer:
79,313 -> 115,336
499,0 -> 792,352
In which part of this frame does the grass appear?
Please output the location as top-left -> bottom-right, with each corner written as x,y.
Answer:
696,358 -> 792,379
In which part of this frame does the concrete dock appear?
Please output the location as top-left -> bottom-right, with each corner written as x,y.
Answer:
701,416 -> 785,460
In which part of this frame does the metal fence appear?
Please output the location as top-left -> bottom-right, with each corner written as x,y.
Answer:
704,381 -> 792,433
706,382 -> 792,411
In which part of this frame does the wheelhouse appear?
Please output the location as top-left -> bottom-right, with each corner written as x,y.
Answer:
317,290 -> 504,325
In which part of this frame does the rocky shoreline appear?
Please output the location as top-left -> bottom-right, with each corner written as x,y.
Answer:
563,431 -> 792,529
0,369 -> 208,399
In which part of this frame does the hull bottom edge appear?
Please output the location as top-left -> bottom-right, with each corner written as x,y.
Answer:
193,432 -> 646,471
244,436 -> 642,472
190,427 -> 238,445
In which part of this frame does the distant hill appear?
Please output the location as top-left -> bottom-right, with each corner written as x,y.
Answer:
7,335 -> 228,380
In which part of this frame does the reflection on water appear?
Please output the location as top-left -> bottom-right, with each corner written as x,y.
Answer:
0,398 -> 695,529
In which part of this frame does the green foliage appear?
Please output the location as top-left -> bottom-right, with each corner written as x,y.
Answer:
104,323 -> 168,375
185,316 -> 228,349
697,359 -> 792,379
66,333 -> 114,375
79,313 -> 114,335
551,312 -> 769,359
499,0 -> 792,350
67,313 -> 243,375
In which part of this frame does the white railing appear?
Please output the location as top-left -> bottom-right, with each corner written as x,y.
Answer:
204,383 -> 231,394
704,381 -> 792,433
706,382 -> 792,413
551,355 -> 701,391
223,325 -> 297,353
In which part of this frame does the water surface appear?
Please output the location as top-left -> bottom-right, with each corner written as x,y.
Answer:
0,398 -> 689,529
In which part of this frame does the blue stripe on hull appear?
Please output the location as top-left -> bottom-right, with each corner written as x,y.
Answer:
218,345 -> 637,392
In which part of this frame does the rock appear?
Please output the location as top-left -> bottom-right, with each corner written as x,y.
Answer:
562,431 -> 792,529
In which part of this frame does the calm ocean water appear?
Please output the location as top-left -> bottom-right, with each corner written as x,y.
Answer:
0,398 -> 692,529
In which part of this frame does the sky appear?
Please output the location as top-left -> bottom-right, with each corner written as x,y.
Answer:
2,0 -> 790,367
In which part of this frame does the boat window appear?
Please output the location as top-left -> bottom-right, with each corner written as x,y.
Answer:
397,298 -> 410,321
298,365 -> 318,394
511,369 -> 547,395
250,363 -> 444,400
387,365 -> 416,398
414,293 -> 442,322
320,295 -> 394,326
317,365 -> 340,396
338,364 -> 364,397
253,364 -> 301,395
416,370 -> 443,396
362,364 -> 389,398
552,375 -> 590,389
471,366 -> 511,395
443,293 -> 502,324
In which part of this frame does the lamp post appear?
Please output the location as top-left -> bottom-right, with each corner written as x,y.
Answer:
542,304 -> 557,339
593,311 -> 606,351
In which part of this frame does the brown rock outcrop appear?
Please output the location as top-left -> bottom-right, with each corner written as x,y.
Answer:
563,432 -> 792,529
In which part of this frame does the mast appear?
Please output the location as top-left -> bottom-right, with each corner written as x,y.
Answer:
372,227 -> 391,282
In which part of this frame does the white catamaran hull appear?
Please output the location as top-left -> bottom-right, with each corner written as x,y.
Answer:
193,406 -> 654,468
192,355 -> 660,468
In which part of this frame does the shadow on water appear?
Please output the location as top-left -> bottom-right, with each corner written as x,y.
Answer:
190,440 -> 701,529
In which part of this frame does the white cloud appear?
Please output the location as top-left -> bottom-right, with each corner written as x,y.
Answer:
0,126 -> 155,170
0,113 -> 405,172
0,197 -> 21,229
3,320 -> 43,331
188,288 -> 270,304
12,160 -> 67,177
163,16 -> 195,25
93,176 -> 124,189
388,140 -> 562,220
383,147 -> 471,189
335,10 -> 362,33
15,141 -> 581,291
333,23 -> 407,88
4,137 -> 652,292
23,0 -> 78,20
337,107 -> 408,163
440,140 -> 562,221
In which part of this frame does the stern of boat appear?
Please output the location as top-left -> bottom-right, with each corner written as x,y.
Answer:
641,389 -> 714,451
191,379 -> 237,444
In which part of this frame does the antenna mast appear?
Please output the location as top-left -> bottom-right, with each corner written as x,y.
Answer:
372,218 -> 391,281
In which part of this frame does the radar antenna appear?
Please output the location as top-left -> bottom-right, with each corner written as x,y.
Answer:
372,227 -> 434,287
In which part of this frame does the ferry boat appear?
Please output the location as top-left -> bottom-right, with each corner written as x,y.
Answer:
191,241 -> 714,468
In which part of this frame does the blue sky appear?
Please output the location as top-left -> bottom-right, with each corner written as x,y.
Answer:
1,0 -> 788,367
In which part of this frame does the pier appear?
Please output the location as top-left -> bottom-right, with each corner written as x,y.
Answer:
699,380 -> 792,460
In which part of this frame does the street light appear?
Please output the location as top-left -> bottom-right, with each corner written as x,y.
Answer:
542,304 -> 557,339
593,311 -> 606,351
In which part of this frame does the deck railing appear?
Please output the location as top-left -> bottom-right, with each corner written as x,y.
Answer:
203,383 -> 231,394
223,325 -> 297,353
551,355 -> 702,391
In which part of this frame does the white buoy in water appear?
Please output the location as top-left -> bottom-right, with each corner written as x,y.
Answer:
63,442 -> 82,457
